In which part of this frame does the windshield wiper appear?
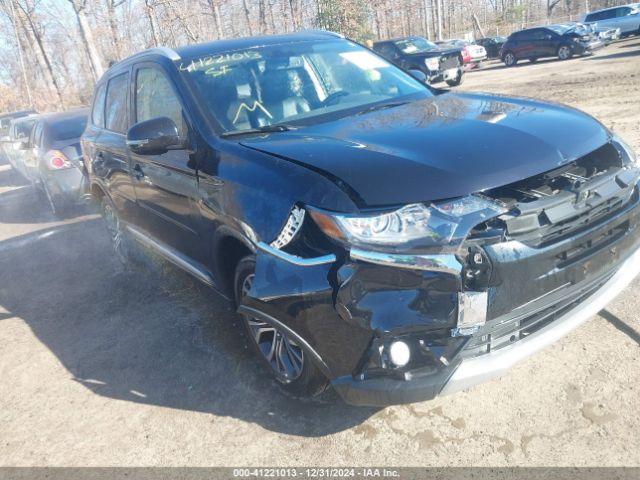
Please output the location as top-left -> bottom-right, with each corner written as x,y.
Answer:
221,124 -> 297,138
355,101 -> 410,116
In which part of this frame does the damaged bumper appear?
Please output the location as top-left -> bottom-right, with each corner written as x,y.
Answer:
334,245 -> 640,405
241,179 -> 640,407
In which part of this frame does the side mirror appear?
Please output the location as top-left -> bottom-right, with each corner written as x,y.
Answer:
126,116 -> 181,155
408,69 -> 428,83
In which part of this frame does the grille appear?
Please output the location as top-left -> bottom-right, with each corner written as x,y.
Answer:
462,270 -> 613,358
472,142 -> 639,247
440,54 -> 460,70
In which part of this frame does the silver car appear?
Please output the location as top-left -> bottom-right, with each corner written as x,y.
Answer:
583,4 -> 640,36
18,109 -> 89,215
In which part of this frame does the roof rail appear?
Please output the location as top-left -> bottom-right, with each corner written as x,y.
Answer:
299,29 -> 344,39
106,46 -> 181,72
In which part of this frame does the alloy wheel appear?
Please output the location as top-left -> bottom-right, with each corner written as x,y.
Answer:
504,53 -> 515,66
101,200 -> 127,264
558,46 -> 571,60
241,274 -> 304,382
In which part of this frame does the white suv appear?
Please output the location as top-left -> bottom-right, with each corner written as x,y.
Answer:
583,5 -> 640,36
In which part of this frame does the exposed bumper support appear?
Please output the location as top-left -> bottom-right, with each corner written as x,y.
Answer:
349,248 -> 463,274
440,245 -> 640,396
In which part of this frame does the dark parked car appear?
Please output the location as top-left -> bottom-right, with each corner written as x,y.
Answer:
19,109 -> 89,214
372,36 -> 464,86
476,36 -> 507,58
83,31 -> 640,407
0,109 -> 37,164
5,115 -> 38,180
501,25 -> 604,66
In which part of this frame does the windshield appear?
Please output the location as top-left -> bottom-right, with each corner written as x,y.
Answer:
178,39 -> 430,133
393,37 -> 438,54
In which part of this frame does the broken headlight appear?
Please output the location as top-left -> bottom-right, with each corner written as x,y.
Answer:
308,195 -> 506,253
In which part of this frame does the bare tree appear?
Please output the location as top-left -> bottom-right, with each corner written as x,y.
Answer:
67,0 -> 105,80
1,0 -> 33,106
105,0 -> 127,61
15,0 -> 65,107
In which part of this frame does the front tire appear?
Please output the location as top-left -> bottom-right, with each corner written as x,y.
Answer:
234,256 -> 328,398
503,51 -> 517,67
558,45 -> 573,60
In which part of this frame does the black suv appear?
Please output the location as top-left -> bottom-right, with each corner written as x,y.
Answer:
83,31 -> 640,406
372,36 -> 464,86
501,25 -> 603,66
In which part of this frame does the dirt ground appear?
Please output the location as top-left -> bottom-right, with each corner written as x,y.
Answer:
1,37 -> 640,468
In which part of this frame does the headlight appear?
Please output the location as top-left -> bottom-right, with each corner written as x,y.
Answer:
612,134 -> 638,166
308,196 -> 506,252
425,57 -> 440,71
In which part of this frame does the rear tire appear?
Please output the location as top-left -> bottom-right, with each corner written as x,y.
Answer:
100,194 -> 134,267
234,256 -> 329,398
503,51 -> 517,67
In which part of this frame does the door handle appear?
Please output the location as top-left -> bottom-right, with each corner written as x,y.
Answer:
133,163 -> 145,180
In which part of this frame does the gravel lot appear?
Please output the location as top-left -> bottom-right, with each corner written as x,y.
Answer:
1,37 -> 639,467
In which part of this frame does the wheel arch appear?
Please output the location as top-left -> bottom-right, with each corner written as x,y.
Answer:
213,227 -> 256,300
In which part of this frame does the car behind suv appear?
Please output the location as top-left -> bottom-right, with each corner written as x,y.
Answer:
501,25 -> 603,66
83,31 -> 640,406
372,36 -> 464,86
21,110 -> 89,214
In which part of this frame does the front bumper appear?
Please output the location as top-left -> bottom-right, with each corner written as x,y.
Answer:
577,40 -> 605,54
426,67 -> 461,84
442,245 -> 640,394
332,245 -> 640,406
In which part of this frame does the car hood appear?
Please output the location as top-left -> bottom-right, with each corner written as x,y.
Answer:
240,92 -> 610,208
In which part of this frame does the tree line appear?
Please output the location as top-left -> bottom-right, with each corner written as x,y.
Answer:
0,0 -> 630,112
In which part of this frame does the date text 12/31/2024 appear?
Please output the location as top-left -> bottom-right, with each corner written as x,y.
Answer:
233,468 -> 401,478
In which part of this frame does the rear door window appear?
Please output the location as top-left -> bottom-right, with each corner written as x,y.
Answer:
105,73 -> 129,134
616,7 -> 631,17
13,120 -> 35,140
599,9 -> 615,20
92,84 -> 106,128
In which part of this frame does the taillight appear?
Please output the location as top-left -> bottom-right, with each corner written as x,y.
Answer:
46,150 -> 72,170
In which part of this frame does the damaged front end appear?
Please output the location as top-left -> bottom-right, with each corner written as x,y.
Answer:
240,139 -> 640,407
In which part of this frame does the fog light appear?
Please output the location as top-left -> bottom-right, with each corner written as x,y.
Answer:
388,341 -> 411,367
